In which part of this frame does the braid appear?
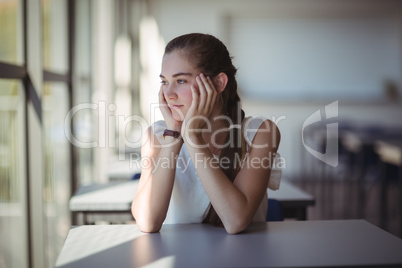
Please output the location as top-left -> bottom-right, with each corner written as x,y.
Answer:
223,93 -> 246,180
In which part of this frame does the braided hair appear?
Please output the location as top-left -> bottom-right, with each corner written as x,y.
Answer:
165,33 -> 246,226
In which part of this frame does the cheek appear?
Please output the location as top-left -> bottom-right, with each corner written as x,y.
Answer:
179,87 -> 194,105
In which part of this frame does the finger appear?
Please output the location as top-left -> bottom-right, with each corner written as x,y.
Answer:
187,85 -> 198,117
206,76 -> 217,92
206,76 -> 218,109
196,75 -> 207,113
204,75 -> 215,93
158,89 -> 167,109
159,88 -> 167,104
190,85 -> 199,109
183,86 -> 197,130
203,76 -> 216,113
200,75 -> 216,114
158,88 -> 172,117
200,73 -> 215,113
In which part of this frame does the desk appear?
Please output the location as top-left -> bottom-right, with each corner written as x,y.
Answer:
341,127 -> 402,220
374,139 -> 402,236
269,180 -> 315,220
56,220 -> 402,268
341,130 -> 379,219
70,181 -> 138,225
70,180 -> 315,224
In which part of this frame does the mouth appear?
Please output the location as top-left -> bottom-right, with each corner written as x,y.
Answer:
168,104 -> 184,109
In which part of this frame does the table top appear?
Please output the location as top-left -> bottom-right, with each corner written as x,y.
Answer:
269,180 -> 315,207
106,157 -> 141,180
69,180 -> 314,212
70,181 -> 138,211
55,220 -> 402,268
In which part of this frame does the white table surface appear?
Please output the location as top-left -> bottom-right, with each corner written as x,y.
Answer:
55,220 -> 402,268
70,181 -> 137,211
69,180 -> 314,212
269,180 -> 314,204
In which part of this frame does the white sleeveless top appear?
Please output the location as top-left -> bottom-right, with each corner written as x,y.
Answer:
152,116 -> 282,224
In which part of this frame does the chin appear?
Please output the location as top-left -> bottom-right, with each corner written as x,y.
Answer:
172,111 -> 185,121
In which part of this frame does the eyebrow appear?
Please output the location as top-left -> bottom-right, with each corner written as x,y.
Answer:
159,72 -> 193,78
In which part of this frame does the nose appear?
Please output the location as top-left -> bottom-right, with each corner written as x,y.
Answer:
164,84 -> 178,100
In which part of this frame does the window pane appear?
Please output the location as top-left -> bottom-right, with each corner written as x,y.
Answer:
42,82 -> 71,268
73,79 -> 94,185
0,0 -> 23,64
42,0 -> 68,73
74,0 -> 94,185
0,79 -> 28,268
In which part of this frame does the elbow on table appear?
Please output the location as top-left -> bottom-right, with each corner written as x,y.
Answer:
224,219 -> 250,235
137,221 -> 162,233
134,214 -> 163,233
131,206 -> 162,233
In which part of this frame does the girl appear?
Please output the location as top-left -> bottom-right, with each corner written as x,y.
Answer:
132,33 -> 281,234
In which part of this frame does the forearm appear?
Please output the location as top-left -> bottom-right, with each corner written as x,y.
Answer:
185,136 -> 253,232
132,138 -> 183,231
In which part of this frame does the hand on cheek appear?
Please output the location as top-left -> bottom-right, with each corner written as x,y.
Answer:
182,73 -> 219,142
158,88 -> 183,132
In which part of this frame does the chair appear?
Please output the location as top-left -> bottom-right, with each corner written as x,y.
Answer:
131,173 -> 141,180
266,198 -> 283,221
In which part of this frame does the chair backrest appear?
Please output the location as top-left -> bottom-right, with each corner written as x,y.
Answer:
131,173 -> 141,180
266,198 -> 283,221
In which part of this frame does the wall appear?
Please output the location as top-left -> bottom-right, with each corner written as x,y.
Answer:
147,0 -> 402,178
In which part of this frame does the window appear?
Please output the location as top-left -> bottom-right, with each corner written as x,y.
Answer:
0,0 -> 74,267
0,80 -> 28,268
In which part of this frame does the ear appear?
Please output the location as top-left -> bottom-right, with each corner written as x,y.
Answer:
214,72 -> 228,93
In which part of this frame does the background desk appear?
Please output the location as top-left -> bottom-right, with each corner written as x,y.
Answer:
375,139 -> 402,236
56,220 -> 402,268
70,180 -> 315,224
269,180 -> 315,220
70,181 -> 137,225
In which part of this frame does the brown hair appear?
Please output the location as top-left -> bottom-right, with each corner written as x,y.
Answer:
165,33 -> 246,226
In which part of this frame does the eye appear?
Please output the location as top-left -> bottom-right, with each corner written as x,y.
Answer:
177,79 -> 186,84
160,80 -> 168,85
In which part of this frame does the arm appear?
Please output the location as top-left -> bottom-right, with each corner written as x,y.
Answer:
183,74 -> 280,234
186,120 -> 280,234
131,126 -> 183,232
132,85 -> 184,232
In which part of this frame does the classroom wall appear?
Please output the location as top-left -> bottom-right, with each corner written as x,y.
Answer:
144,0 -> 402,178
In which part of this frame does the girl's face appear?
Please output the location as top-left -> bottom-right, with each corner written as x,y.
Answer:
160,51 -> 200,121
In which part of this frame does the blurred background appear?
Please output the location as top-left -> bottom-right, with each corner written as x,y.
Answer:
1,0 -> 402,267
